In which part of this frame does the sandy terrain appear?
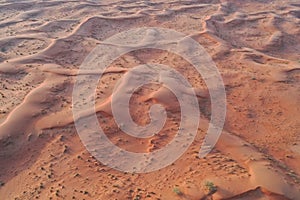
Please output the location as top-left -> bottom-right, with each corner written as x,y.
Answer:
0,0 -> 299,199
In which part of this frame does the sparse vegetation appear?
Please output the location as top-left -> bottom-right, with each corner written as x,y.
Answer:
204,181 -> 217,194
173,187 -> 182,195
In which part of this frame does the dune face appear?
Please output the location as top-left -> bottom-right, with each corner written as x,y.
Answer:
0,0 -> 299,199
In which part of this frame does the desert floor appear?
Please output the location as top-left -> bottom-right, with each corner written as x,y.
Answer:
0,0 -> 300,199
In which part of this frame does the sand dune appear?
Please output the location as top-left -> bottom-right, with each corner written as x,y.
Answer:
0,0 -> 299,199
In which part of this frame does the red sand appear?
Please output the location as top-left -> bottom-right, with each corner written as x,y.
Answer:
0,0 -> 299,199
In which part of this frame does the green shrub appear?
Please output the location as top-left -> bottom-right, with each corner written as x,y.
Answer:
204,181 -> 217,194
173,187 -> 182,195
